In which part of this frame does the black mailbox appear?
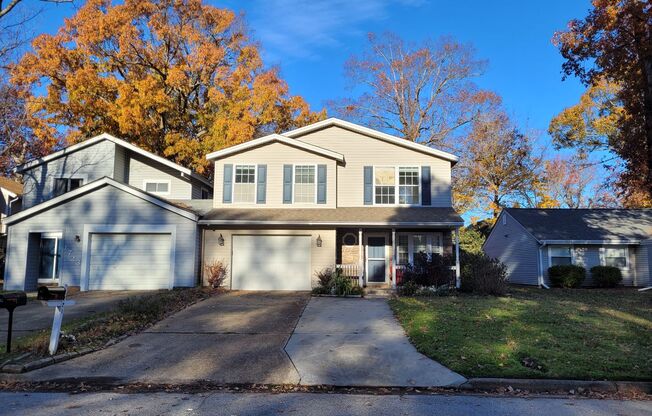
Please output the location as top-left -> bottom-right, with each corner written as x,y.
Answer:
37,286 -> 67,301
0,291 -> 28,353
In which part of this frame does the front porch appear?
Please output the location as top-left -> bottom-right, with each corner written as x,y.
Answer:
334,227 -> 461,289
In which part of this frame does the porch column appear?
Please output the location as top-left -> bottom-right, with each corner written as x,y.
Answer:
391,229 -> 397,288
455,228 -> 461,288
358,228 -> 364,287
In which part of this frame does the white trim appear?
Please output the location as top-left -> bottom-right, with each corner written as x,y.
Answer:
547,244 -> 575,267
541,239 -> 640,245
15,133 -> 212,187
372,165 -> 422,206
365,232 -> 389,284
5,177 -> 198,225
282,118 -> 459,164
80,224 -> 177,291
292,163 -> 318,205
232,164 -> 258,204
199,219 -> 464,227
206,133 -> 345,162
599,245 -> 630,270
35,231 -> 63,283
142,179 -> 171,196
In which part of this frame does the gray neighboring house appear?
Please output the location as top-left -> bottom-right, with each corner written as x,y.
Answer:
3,133 -> 212,291
484,208 -> 652,287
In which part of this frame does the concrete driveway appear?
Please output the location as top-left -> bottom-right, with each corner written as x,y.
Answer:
1,291 -> 148,338
285,297 -> 467,387
22,292 -> 309,384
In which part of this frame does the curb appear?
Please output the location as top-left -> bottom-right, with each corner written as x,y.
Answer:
0,348 -> 96,374
462,378 -> 652,395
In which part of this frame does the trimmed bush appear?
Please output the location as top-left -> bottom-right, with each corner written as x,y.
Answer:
401,253 -> 455,287
548,265 -> 586,288
590,266 -> 622,288
397,280 -> 419,296
460,252 -> 508,296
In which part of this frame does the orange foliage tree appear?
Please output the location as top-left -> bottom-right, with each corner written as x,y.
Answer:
11,0 -> 324,175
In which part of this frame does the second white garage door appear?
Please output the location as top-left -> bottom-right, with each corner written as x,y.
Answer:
231,235 -> 311,290
88,233 -> 172,290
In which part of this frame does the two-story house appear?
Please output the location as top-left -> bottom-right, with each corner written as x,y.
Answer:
199,118 -> 463,290
3,118 -> 463,292
3,133 -> 212,291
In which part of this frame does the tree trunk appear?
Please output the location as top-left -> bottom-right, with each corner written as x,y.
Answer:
642,55 -> 652,198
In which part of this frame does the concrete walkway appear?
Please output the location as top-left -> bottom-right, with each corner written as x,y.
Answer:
285,297 -> 467,387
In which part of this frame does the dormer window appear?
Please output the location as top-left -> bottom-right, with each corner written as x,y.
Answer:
54,178 -> 83,197
144,180 -> 170,196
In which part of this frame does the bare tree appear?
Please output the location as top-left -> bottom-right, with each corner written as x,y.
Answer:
330,32 -> 499,149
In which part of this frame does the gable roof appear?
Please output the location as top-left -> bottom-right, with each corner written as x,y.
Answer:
503,208 -> 652,243
283,118 -> 459,165
4,177 -> 198,225
0,177 -> 22,195
15,133 -> 212,188
205,133 -> 345,162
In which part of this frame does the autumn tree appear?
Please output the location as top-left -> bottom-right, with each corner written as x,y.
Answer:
551,0 -> 652,205
330,32 -> 499,149
11,0 -> 324,175
454,111 -> 542,219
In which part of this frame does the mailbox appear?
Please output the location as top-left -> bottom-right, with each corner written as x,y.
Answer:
0,291 -> 27,353
37,286 -> 67,301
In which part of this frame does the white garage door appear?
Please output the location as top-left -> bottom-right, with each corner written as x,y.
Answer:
232,235 -> 311,290
88,233 -> 172,290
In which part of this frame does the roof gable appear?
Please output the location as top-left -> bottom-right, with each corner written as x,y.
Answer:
15,133 -> 211,188
4,177 -> 198,225
504,208 -> 652,243
205,133 -> 345,162
283,118 -> 459,164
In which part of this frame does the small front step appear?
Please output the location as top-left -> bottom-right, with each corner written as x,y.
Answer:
364,287 -> 396,298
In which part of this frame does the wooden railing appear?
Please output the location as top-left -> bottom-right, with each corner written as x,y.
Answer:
336,263 -> 358,278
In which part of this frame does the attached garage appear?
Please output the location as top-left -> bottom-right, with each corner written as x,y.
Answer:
87,233 -> 173,290
231,235 -> 312,290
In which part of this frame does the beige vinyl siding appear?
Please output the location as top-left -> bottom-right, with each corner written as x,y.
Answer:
21,140 -> 117,209
3,185 -> 198,291
213,142 -> 337,208
127,152 -> 193,199
484,212 -> 541,285
293,125 -> 452,207
202,227 -> 336,288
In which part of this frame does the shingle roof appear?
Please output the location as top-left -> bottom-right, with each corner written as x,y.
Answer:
0,176 -> 22,195
199,207 -> 463,226
504,208 -> 652,242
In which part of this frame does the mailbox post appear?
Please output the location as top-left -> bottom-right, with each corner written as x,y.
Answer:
37,285 -> 75,356
0,292 -> 27,353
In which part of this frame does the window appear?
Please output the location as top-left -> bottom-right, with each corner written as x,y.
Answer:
397,235 -> 409,265
398,167 -> 420,204
374,167 -> 395,204
201,188 -> 211,199
374,166 -> 420,205
550,246 -> 572,266
144,181 -> 170,195
602,246 -> 628,269
54,178 -> 83,197
294,165 -> 316,203
233,165 -> 256,203
342,233 -> 357,246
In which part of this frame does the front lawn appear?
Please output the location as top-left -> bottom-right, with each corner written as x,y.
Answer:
1,288 -> 213,365
389,287 -> 652,380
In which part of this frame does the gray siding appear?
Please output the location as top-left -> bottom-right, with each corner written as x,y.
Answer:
21,140 -> 117,209
644,243 -> 652,287
483,212 -> 540,285
127,151 -> 193,199
4,185 -> 198,291
113,145 -> 128,182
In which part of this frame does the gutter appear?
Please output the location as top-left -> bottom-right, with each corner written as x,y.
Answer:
538,243 -> 549,289
198,220 -> 465,227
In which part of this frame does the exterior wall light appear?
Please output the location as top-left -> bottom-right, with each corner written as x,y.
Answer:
218,234 -> 225,246
316,235 -> 322,247
75,235 -> 81,243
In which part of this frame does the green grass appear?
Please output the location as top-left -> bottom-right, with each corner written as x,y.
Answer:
1,288 -> 213,364
389,287 -> 652,380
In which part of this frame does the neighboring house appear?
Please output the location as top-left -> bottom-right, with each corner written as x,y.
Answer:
0,176 -> 22,235
484,208 -> 652,287
3,133 -> 212,291
3,118 -> 464,292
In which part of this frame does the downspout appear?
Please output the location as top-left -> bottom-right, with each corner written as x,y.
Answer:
538,243 -> 549,289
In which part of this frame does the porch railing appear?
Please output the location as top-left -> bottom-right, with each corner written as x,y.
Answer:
335,263 -> 358,278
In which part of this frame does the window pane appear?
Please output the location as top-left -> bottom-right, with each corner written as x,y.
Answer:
294,165 -> 316,203
145,183 -> 157,192
235,165 -> 255,183
413,234 -> 427,254
550,246 -> 572,257
399,184 -> 420,204
156,182 -> 169,193
233,183 -> 255,203
397,235 -> 409,265
53,179 -> 67,196
375,167 -> 395,186
551,257 -> 572,266
69,178 -> 83,190
398,167 -> 419,185
374,186 -> 395,204
605,257 -> 626,268
604,247 -> 626,268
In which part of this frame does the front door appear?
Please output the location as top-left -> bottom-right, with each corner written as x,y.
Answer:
366,236 -> 386,283
38,236 -> 60,283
